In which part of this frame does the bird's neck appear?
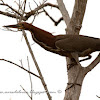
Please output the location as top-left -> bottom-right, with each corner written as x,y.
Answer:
25,24 -> 70,57
28,24 -> 56,48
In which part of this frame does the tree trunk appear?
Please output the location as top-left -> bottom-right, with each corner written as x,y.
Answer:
60,0 -> 88,99
64,60 -> 86,100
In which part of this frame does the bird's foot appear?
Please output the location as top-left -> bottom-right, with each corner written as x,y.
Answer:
65,83 -> 81,90
67,63 -> 77,70
67,58 -> 78,70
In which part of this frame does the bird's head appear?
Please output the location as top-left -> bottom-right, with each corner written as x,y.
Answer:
3,22 -> 29,30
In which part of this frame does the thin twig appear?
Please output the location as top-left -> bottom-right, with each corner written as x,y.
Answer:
0,0 -> 4,4
28,2 -> 32,11
31,14 -> 37,24
25,3 -> 59,20
0,2 -> 58,21
0,59 -> 40,79
0,10 -> 20,19
23,0 -> 27,13
22,30 -> 52,100
27,56 -> 33,100
43,8 -> 63,26
33,0 -> 38,7
20,85 -> 31,99
19,59 -> 23,67
18,3 -> 51,99
96,95 -> 100,98
0,3 -> 21,16
19,0 -> 27,22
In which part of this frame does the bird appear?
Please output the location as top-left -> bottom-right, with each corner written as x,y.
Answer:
3,22 -> 100,63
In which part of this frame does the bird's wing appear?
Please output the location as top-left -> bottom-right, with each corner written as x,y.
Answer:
55,38 -> 79,52
55,35 -> 97,52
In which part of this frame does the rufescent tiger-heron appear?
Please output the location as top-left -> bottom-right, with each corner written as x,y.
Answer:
3,22 -> 100,65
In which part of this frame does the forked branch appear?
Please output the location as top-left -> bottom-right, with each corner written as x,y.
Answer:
0,3 -> 21,16
0,1 -> 59,22
25,3 -> 59,20
67,0 -> 87,35
57,0 -> 70,26
43,9 -> 63,26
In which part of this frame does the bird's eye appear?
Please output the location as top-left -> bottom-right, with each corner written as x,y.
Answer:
21,24 -> 24,26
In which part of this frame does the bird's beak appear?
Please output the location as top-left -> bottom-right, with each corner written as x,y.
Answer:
3,24 -> 23,29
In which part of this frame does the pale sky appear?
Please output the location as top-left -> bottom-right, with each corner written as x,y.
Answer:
0,0 -> 100,100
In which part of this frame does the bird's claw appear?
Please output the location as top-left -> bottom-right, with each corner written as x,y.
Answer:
66,83 -> 81,90
67,61 -> 78,70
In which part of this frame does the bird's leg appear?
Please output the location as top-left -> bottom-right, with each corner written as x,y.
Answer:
67,58 -> 77,70
66,53 -> 82,90
67,53 -> 78,70
67,50 -> 92,88
79,54 -> 92,62
78,48 -> 93,62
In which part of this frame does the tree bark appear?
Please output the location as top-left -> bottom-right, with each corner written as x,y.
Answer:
65,0 -> 88,100
57,0 -> 70,26
67,0 -> 88,35
57,0 -> 88,100
64,65 -> 86,100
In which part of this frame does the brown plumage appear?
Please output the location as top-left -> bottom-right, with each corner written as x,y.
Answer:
3,22 -> 100,61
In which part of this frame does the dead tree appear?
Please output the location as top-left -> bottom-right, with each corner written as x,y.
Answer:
0,0 -> 100,100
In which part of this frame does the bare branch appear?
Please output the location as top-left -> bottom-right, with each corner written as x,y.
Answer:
31,14 -> 37,24
25,3 -> 59,20
43,9 -> 63,26
22,30 -> 52,100
0,2 -> 58,22
28,2 -> 32,11
23,0 -> 27,13
57,0 -> 70,26
0,10 -> 20,19
33,0 -> 38,7
0,0 -> 4,4
67,0 -> 87,35
27,56 -> 33,100
96,95 -> 100,98
0,3 -> 21,16
84,53 -> 100,74
19,59 -> 24,67
17,0 -> 27,22
0,59 -> 40,79
20,85 -> 31,99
